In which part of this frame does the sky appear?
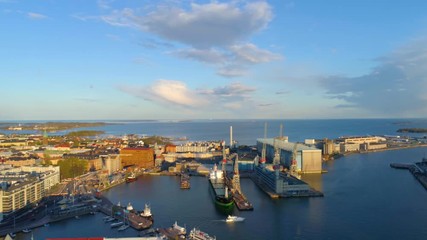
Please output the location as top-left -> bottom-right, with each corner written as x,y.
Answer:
1,0 -> 427,120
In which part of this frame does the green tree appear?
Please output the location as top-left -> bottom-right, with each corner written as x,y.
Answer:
57,157 -> 88,180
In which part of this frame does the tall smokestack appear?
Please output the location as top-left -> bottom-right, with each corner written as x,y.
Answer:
230,126 -> 233,149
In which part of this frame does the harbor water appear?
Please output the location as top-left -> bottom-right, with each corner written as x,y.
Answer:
17,147 -> 427,240
7,119 -> 427,239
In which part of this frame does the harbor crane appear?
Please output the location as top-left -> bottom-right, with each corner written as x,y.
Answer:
290,143 -> 299,178
229,153 -> 241,194
222,141 -> 227,173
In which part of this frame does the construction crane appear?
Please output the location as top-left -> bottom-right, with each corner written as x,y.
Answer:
229,153 -> 241,193
272,136 -> 282,179
290,143 -> 299,178
222,141 -> 227,173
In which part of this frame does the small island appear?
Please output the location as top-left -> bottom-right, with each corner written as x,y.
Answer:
66,130 -> 105,137
2,122 -> 106,131
397,128 -> 427,133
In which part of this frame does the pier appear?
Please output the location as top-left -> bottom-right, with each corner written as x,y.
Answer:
390,163 -> 414,169
391,160 -> 427,190
97,195 -> 153,230
231,191 -> 254,211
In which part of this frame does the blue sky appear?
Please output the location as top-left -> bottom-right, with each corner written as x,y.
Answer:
1,0 -> 427,120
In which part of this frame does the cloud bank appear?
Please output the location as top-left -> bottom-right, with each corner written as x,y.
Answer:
322,37 -> 427,117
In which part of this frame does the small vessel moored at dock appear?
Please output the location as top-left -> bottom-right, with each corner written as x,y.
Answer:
104,216 -> 115,222
117,224 -> 130,231
110,221 -> 124,228
140,203 -> 153,220
126,173 -> 137,183
188,228 -> 216,240
157,221 -> 186,239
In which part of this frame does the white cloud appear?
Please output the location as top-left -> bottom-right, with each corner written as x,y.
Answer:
27,12 -> 47,20
200,83 -> 256,97
118,80 -> 257,111
118,80 -> 206,107
102,2 -> 272,48
229,43 -> 282,64
172,43 -> 281,77
97,1 -> 281,77
173,48 -> 227,65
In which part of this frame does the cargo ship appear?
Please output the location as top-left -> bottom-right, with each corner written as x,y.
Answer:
209,164 -> 233,210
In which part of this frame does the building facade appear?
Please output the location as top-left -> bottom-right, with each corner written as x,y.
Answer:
257,138 -> 322,174
100,154 -> 122,175
120,148 -> 154,169
0,166 -> 60,214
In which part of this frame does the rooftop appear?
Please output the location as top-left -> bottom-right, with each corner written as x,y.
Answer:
257,138 -> 319,151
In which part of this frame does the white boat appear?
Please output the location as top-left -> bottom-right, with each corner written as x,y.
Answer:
118,224 -> 130,231
140,203 -> 152,219
126,202 -> 134,211
111,221 -> 124,228
22,229 -> 32,233
172,221 -> 186,235
104,217 -> 115,222
225,215 -> 245,222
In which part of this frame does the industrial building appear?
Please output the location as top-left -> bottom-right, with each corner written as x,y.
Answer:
0,166 -> 60,214
100,154 -> 122,175
256,138 -> 322,174
120,147 -> 154,169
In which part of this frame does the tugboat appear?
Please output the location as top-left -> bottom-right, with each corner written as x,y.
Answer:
140,203 -> 153,221
126,173 -> 137,183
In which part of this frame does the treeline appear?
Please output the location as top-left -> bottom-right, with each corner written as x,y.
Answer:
66,130 -> 105,137
57,158 -> 88,179
142,135 -> 173,146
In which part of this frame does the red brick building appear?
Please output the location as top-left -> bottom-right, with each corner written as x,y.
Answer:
120,147 -> 154,169
165,144 -> 177,153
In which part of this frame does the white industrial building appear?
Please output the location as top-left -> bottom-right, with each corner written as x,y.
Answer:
257,138 -> 322,174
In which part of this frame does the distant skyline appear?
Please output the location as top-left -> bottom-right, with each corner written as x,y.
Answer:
1,0 -> 427,120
